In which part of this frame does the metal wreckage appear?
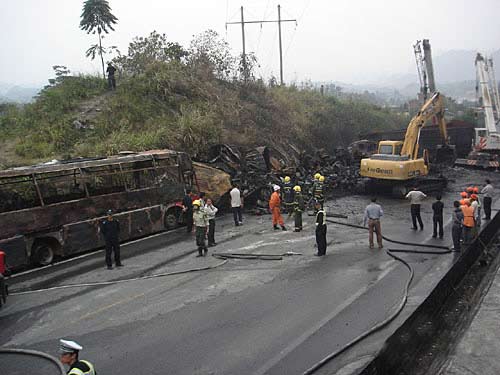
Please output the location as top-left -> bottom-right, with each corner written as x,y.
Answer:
199,143 -> 363,213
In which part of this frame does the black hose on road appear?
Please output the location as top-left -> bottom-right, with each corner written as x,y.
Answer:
212,251 -> 302,261
388,248 -> 456,255
326,219 -> 450,250
302,218 -> 452,374
9,260 -> 228,296
0,347 -> 66,375
302,249 -> 414,375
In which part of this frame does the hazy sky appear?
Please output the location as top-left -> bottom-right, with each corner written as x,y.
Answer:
1,0 -> 499,86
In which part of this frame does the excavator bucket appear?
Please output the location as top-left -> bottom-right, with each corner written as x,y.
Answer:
435,144 -> 456,165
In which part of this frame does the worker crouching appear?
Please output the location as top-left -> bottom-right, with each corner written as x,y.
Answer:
293,185 -> 304,232
192,200 -> 209,257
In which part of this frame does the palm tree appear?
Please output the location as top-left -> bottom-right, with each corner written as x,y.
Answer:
80,0 -> 118,78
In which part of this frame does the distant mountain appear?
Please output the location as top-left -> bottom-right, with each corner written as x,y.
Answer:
434,49 -> 500,82
0,83 -> 41,103
321,49 -> 500,103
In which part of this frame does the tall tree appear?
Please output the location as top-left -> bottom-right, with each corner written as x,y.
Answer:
80,0 -> 118,78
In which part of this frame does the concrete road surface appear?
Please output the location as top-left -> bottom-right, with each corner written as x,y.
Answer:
0,185 -> 492,374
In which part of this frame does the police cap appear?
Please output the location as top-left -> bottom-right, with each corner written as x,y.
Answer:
60,339 -> 83,354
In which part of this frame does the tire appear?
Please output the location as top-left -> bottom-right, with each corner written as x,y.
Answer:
0,274 -> 6,304
32,242 -> 55,266
0,281 -> 6,304
164,209 -> 179,230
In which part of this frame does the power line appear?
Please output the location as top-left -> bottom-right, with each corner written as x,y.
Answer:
226,5 -> 296,85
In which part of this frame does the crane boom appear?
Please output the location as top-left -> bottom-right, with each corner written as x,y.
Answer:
475,53 -> 499,134
487,58 -> 500,120
423,39 -> 436,94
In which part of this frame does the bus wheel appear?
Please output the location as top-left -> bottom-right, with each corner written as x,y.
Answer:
32,242 -> 55,266
165,209 -> 179,230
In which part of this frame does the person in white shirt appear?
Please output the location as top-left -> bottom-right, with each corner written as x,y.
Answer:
405,187 -> 427,230
481,179 -> 494,220
230,183 -> 243,226
205,198 -> 218,246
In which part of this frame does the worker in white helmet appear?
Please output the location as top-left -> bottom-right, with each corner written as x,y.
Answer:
59,339 -> 96,375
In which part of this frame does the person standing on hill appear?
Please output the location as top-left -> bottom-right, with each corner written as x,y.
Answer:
106,62 -> 116,90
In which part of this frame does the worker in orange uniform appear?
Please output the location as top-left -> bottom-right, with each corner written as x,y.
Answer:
461,199 -> 475,245
466,186 -> 474,198
269,185 -> 287,231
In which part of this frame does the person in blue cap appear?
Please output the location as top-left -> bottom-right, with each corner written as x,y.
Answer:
59,339 -> 96,375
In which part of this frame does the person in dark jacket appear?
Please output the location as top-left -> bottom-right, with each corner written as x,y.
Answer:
100,209 -> 122,270
106,62 -> 116,90
293,185 -> 304,232
315,202 -> 327,256
451,200 -> 464,251
282,176 -> 294,214
432,195 -> 444,239
182,189 -> 194,233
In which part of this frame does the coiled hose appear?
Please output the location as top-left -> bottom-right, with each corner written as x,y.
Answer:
0,348 -> 66,375
302,218 -> 453,374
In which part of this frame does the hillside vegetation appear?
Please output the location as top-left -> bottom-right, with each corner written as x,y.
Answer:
0,31 -> 407,168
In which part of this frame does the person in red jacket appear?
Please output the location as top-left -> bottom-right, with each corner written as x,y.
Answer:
269,185 -> 287,231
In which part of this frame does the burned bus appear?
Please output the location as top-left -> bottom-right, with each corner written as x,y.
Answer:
0,150 -> 199,270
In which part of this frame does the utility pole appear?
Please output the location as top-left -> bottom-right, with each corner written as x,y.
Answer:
240,6 -> 247,78
278,5 -> 284,85
226,4 -> 296,84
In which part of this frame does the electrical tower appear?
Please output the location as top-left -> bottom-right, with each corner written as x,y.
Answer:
226,5 -> 297,85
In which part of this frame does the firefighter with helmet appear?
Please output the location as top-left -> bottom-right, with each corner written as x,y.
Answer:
314,175 -> 325,211
293,185 -> 305,232
282,176 -> 294,214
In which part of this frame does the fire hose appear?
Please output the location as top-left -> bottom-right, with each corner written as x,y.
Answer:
0,348 -> 66,375
9,260 -> 228,296
302,219 -> 454,374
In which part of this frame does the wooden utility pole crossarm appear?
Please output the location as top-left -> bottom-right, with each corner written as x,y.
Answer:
226,4 -> 296,85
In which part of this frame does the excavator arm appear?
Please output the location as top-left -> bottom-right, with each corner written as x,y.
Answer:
400,92 -> 449,160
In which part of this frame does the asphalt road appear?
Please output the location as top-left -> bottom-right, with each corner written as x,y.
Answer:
1,172 -> 497,375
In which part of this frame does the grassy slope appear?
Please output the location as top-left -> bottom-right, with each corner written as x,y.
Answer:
0,64 -> 408,168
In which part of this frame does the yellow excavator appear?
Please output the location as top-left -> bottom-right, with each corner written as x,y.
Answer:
360,92 -> 454,196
